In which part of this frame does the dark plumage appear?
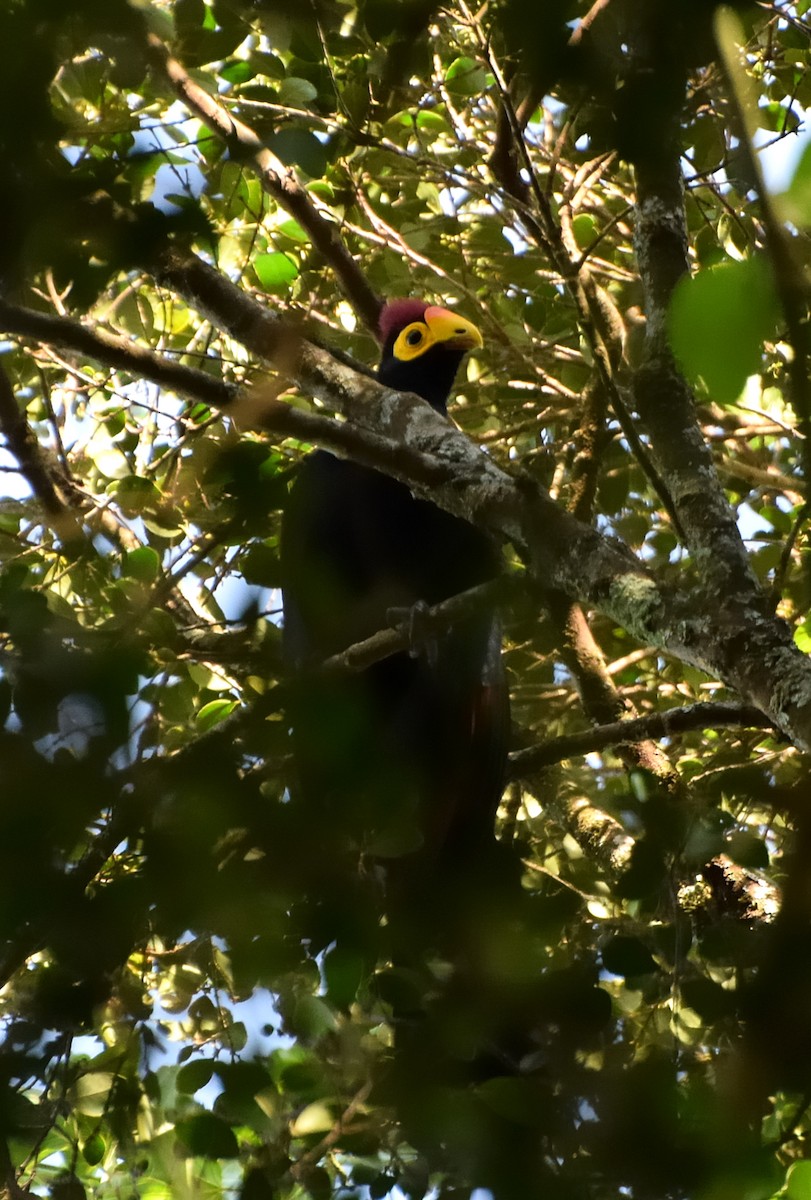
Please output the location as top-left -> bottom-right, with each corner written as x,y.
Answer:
280,299 -> 509,867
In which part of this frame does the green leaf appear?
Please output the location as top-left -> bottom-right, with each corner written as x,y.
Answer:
680,977 -> 735,1022
291,995 -> 338,1039
175,0 -> 206,33
175,1112 -> 239,1159
271,1047 -> 326,1099
81,1134 -> 105,1166
278,76 -> 318,106
444,56 -> 486,95
112,475 -> 161,516
787,1160 -> 811,1200
289,1101 -> 334,1136
220,60 -> 254,86
123,546 -> 160,582
277,218 -> 309,243
69,1073 -> 115,1119
228,1022 -> 248,1052
323,945 -> 365,1008
571,213 -> 596,248
254,252 -> 299,291
795,618 -> 811,653
415,109 -> 449,133
197,698 -> 238,731
668,256 -> 780,403
176,1059 -> 216,1094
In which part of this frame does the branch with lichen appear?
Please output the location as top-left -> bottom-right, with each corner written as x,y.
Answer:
628,12 -> 768,613
4,241 -> 811,747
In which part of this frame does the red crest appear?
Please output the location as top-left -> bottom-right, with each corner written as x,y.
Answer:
377,298 -> 430,345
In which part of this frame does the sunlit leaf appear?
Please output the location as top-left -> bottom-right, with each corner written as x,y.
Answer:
196,698 -> 238,730
289,1102 -> 334,1137
444,56 -> 487,95
254,252 -> 299,290
123,546 -> 160,582
668,257 -> 780,403
787,1160 -> 811,1200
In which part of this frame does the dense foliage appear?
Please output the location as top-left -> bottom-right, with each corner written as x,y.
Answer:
0,1 -> 810,1197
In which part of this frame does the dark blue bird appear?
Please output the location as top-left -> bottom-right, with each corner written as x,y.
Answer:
280,299 -> 509,868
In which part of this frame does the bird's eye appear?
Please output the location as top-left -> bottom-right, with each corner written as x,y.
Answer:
406,328 -> 423,346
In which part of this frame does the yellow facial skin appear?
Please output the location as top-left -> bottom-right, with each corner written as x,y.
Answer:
392,306 -> 483,362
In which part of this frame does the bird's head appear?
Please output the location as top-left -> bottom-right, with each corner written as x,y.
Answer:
376,298 -> 483,414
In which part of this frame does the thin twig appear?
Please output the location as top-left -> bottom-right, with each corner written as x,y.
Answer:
509,701 -> 773,777
0,297 -> 236,410
0,360 -> 81,543
144,32 -> 382,334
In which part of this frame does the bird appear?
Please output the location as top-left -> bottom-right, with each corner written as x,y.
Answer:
280,299 -> 509,877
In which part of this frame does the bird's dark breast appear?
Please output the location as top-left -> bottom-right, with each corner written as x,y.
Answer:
281,450 -> 508,861
283,451 -> 498,651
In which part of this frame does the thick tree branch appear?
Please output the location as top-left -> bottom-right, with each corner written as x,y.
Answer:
237,390 -> 454,490
4,248 -> 810,750
629,27 -> 765,609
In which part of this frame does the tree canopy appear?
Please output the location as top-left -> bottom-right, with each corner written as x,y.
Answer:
0,1 -> 810,1198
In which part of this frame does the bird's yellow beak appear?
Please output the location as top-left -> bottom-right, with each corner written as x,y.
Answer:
423,306 -> 484,351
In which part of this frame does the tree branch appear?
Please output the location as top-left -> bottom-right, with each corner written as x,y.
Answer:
0,360 -> 81,543
548,593 -> 679,785
4,247 -> 810,751
144,31 -> 383,334
471,13 -> 685,538
0,296 -> 236,409
629,22 -> 765,608
509,701 -> 774,776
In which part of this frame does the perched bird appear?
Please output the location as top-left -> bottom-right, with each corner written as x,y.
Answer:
280,299 -> 509,870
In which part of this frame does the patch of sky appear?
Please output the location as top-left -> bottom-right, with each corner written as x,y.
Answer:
756,109 -> 810,189
503,225 -> 528,254
684,102 -> 808,194
737,499 -> 775,545
439,185 -> 472,216
553,661 -> 571,687
147,983 -> 291,1069
136,102 -> 208,214
214,574 -> 281,624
